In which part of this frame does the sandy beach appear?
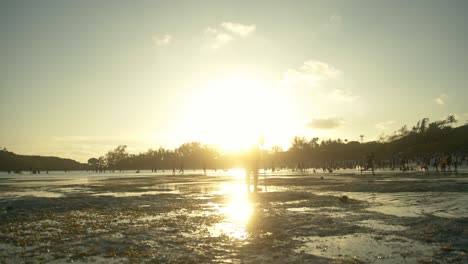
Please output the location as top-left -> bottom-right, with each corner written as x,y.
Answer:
0,170 -> 467,263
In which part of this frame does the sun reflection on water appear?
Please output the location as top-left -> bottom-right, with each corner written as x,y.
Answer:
227,168 -> 246,178
212,183 -> 253,240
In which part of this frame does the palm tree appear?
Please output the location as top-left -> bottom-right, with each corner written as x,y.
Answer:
419,118 -> 429,134
360,135 -> 364,143
399,125 -> 409,137
445,114 -> 458,127
309,137 -> 320,148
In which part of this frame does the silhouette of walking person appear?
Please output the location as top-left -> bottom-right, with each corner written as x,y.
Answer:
245,145 -> 260,193
179,162 -> 184,174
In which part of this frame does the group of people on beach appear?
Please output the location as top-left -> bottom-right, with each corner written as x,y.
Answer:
420,153 -> 461,172
273,152 -> 466,175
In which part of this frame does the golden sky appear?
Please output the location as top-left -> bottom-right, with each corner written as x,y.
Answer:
1,1 -> 467,161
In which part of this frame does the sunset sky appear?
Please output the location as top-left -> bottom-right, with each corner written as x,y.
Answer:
1,1 -> 467,162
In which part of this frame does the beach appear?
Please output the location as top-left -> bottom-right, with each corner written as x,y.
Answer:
1,170 -> 467,263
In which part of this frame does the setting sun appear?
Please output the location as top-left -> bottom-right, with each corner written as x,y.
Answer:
179,73 -> 290,151
1,1 -> 467,263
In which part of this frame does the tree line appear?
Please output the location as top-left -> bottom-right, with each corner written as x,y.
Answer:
87,115 -> 468,171
1,115 -> 466,172
0,148 -> 87,172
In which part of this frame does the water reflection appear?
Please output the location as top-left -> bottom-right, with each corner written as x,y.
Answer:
212,182 -> 253,240
226,168 -> 246,178
296,234 -> 437,263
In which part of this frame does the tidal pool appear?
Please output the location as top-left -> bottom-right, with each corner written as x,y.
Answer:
295,233 -> 437,263
0,170 -> 467,263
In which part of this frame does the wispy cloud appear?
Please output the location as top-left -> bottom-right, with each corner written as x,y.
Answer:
215,32 -> 234,41
205,22 -> 255,49
375,120 -> 396,130
205,27 -> 233,49
435,94 -> 447,105
329,14 -> 342,25
221,22 -> 256,36
280,60 -> 358,109
307,117 -> 343,130
282,60 -> 343,87
204,27 -> 218,35
280,60 -> 351,102
153,34 -> 172,46
301,60 -> 342,80
329,89 -> 359,102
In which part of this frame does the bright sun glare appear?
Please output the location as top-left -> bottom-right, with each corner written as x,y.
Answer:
214,182 -> 253,240
180,73 -> 292,151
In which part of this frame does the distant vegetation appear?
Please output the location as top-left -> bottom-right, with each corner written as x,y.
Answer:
88,115 -> 468,171
1,115 -> 467,172
0,148 -> 87,172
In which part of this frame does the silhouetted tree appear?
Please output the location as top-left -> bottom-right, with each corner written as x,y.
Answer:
88,157 -> 99,170
105,145 -> 129,170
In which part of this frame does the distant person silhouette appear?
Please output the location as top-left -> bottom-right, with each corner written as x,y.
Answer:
454,156 -> 458,172
366,152 -> 375,175
245,145 -> 260,193
179,162 -> 184,174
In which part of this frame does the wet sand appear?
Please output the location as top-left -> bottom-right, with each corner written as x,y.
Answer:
0,170 -> 467,263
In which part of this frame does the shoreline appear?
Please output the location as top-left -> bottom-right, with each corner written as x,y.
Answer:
1,171 -> 467,263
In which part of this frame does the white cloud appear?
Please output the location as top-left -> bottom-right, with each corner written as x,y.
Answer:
435,94 -> 447,105
221,22 -> 256,36
301,60 -> 342,80
205,28 -> 233,49
329,89 -> 359,102
204,22 -> 255,49
375,120 -> 396,130
307,117 -> 343,130
281,60 -> 343,88
213,33 -> 233,48
329,14 -> 342,24
204,27 -> 218,34
153,34 -> 172,46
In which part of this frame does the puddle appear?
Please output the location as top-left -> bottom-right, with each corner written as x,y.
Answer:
296,233 -> 437,263
0,175 -> 92,186
287,207 -> 317,212
56,187 -> 93,194
0,190 -> 63,198
92,190 -> 178,197
355,220 -> 408,232
273,199 -> 310,206
286,206 -> 361,218
366,192 -> 468,218
317,191 -> 468,219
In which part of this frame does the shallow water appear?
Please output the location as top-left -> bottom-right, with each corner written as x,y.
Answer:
295,233 -> 437,263
0,170 -> 467,263
316,188 -> 468,219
